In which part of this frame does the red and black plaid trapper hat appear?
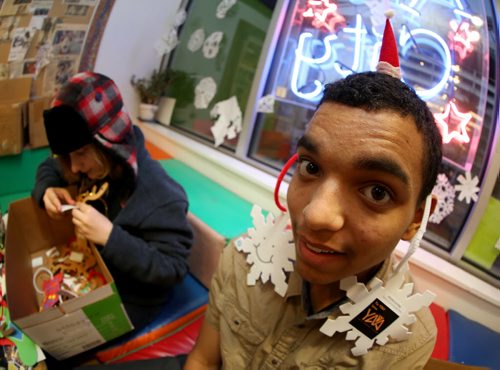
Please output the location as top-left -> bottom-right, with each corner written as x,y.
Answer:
43,72 -> 138,175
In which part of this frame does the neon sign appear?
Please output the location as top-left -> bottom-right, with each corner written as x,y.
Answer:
291,13 -> 451,101
434,101 -> 472,144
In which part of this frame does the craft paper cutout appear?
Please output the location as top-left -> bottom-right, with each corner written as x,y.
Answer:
187,28 -> 205,52
455,171 -> 480,204
1,273 -> 40,366
216,0 -> 237,19
257,94 -> 275,113
194,77 -> 217,109
173,9 -> 187,27
429,173 -> 456,224
210,96 -> 242,147
320,263 -> 435,356
235,205 -> 295,297
203,31 -> 223,59
155,9 -> 187,56
155,27 -> 179,56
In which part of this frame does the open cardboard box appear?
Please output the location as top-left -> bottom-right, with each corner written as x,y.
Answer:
5,197 -> 133,360
0,78 -> 32,156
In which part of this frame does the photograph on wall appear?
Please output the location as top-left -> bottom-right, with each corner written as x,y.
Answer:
31,0 -> 52,6
51,23 -> 86,56
8,27 -> 34,62
22,58 -> 35,75
0,16 -> 19,41
0,0 -> 32,15
43,55 -> 77,95
63,0 -> 96,6
0,63 -> 8,79
65,4 -> 88,16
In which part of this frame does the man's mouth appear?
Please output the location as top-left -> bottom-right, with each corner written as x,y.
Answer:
305,242 -> 343,255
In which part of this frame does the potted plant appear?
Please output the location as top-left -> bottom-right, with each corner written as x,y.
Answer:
131,69 -> 169,121
156,69 -> 194,126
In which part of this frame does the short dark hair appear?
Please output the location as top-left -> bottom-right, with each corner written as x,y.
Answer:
319,72 -> 442,203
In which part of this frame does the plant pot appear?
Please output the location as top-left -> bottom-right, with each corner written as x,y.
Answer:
155,97 -> 176,126
139,103 -> 158,122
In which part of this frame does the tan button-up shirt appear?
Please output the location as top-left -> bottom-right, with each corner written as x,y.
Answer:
206,242 -> 437,369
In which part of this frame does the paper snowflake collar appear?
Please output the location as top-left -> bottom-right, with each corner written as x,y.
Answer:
235,205 -> 295,297
236,195 -> 435,356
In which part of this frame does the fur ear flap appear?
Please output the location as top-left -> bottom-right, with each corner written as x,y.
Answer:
402,195 -> 438,240
44,105 -> 93,155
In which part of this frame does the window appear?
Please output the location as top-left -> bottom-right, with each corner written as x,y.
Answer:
165,0 -> 499,284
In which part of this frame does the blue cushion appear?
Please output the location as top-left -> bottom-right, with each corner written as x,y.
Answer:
448,309 -> 500,370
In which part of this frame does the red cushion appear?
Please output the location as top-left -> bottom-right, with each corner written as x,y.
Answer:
429,303 -> 449,360
115,314 -> 204,363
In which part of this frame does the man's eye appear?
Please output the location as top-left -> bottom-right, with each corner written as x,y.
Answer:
361,184 -> 392,205
297,159 -> 320,177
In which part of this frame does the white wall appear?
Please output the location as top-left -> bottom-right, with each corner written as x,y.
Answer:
93,0 -> 182,119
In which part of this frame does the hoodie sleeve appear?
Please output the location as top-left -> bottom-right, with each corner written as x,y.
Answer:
32,157 -> 67,208
100,198 -> 193,286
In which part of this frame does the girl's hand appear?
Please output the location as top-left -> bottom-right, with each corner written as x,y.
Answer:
43,187 -> 75,219
72,202 -> 113,246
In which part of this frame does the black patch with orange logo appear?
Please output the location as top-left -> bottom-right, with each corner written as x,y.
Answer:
349,298 -> 399,339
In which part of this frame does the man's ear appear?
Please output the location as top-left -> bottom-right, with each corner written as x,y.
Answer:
401,194 -> 438,241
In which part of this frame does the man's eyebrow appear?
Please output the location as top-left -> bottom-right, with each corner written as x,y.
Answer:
296,135 -> 317,153
355,157 -> 409,185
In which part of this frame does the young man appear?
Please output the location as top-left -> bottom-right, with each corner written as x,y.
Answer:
184,71 -> 442,369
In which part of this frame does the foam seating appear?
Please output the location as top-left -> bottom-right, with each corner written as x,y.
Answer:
0,147 -> 50,214
448,309 -> 500,370
95,213 -> 226,364
429,302 -> 449,360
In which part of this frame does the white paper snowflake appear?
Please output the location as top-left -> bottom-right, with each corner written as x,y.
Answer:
235,205 -> 295,297
257,94 -> 275,113
454,171 -> 480,204
429,174 -> 456,224
320,264 -> 435,356
210,96 -> 242,147
216,0 -> 237,19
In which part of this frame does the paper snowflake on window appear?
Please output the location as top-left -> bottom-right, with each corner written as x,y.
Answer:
454,171 -> 479,204
429,174 -> 456,224
235,205 -> 295,297
320,264 -> 435,356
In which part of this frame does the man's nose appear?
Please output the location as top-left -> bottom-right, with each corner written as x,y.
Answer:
302,180 -> 345,232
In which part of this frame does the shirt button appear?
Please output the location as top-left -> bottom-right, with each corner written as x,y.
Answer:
233,319 -> 240,326
271,359 -> 279,365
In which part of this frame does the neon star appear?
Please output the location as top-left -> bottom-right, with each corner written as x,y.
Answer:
434,101 -> 472,144
448,20 -> 480,61
302,0 -> 345,33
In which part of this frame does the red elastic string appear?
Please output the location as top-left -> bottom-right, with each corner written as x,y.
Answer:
274,153 -> 299,212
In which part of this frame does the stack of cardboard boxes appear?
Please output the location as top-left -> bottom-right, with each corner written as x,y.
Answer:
0,77 -> 51,156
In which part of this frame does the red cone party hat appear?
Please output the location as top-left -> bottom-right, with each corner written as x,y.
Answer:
376,10 -> 401,79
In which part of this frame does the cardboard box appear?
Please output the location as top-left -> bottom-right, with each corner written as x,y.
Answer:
0,78 -> 32,156
28,96 -> 51,148
5,197 -> 133,360
0,102 -> 24,155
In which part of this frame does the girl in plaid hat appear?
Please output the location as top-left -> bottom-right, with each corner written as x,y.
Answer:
33,72 -> 193,331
